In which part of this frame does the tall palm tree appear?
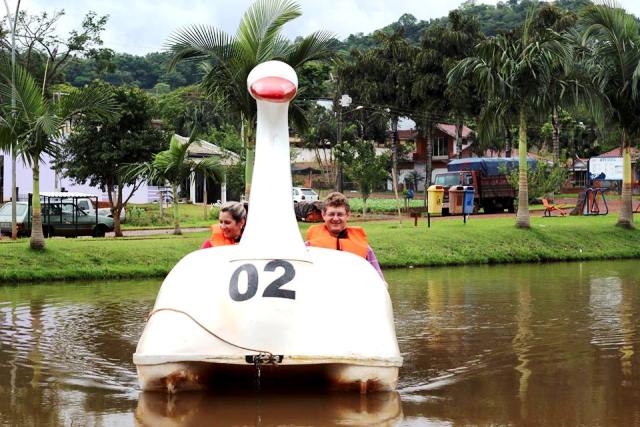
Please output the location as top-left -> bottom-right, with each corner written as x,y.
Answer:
581,3 -> 640,228
0,60 -> 118,249
130,134 -> 224,235
448,10 -> 570,228
340,28 -> 417,221
166,0 -> 335,197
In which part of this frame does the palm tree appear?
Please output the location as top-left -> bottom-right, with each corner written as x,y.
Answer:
581,3 -> 640,228
340,28 -> 417,221
166,0 -> 335,197
526,4 -> 583,164
0,60 -> 117,250
448,10 -> 570,228
131,134 -> 224,235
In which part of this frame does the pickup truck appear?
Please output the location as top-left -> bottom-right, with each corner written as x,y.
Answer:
434,158 -> 536,214
77,199 -> 126,223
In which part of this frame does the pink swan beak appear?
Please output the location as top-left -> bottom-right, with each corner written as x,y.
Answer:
250,76 -> 297,103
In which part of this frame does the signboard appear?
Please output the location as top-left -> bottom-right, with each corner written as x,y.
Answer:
589,157 -> 623,181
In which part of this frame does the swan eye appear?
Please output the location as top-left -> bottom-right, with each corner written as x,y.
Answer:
250,76 -> 297,103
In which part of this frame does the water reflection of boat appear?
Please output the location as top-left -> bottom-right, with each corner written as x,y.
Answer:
134,391 -> 403,427
133,61 -> 402,393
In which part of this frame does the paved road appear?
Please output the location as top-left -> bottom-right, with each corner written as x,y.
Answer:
106,227 -> 208,237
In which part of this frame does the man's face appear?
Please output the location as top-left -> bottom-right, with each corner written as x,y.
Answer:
322,205 -> 350,237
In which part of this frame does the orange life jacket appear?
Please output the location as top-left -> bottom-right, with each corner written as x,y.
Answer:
306,224 -> 369,259
208,225 -> 238,247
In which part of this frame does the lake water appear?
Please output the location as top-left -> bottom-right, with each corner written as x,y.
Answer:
1,260 -> 639,426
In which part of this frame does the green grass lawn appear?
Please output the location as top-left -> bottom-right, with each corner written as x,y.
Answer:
1,213 -> 639,283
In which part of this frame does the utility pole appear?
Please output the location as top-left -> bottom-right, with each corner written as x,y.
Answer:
4,0 -> 21,240
335,94 -> 351,193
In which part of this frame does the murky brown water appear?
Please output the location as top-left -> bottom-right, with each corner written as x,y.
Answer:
1,260 -> 639,426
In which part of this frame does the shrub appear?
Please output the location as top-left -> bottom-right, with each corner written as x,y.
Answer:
208,206 -> 220,220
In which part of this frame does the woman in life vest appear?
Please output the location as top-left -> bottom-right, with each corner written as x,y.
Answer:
306,192 -> 385,281
201,201 -> 246,249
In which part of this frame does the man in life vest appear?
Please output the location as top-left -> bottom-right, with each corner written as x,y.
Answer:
201,201 -> 246,249
306,192 -> 385,281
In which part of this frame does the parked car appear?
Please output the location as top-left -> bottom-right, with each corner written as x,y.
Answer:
0,202 -> 29,236
76,199 -> 126,223
292,187 -> 319,203
0,201 -> 114,237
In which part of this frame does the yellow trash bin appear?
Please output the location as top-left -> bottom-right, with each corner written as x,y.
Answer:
427,185 -> 444,215
449,185 -> 464,214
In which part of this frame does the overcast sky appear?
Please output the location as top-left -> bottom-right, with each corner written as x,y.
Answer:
15,0 -> 640,55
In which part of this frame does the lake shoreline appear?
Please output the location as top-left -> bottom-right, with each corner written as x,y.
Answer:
1,214 -> 638,283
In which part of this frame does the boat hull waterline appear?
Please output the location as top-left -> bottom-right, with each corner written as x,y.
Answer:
133,246 -> 402,392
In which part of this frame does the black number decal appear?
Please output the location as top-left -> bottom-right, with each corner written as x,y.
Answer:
229,264 -> 259,301
262,260 -> 296,300
228,260 -> 296,301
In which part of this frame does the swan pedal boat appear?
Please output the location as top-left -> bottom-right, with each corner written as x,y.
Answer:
133,61 -> 402,393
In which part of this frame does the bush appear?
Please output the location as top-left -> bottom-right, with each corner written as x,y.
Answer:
126,206 -> 173,227
208,206 -> 220,220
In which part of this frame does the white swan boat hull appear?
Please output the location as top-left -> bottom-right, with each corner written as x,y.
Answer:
133,245 -> 402,392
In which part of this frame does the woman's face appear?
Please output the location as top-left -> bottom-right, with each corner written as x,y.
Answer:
219,211 -> 245,240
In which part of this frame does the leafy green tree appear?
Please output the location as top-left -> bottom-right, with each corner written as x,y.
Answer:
581,3 -> 640,228
129,134 -> 224,235
3,10 -> 110,88
57,84 -> 166,236
342,138 -> 389,217
154,85 -> 227,136
449,9 -> 570,228
0,61 -> 117,250
504,162 -> 569,202
341,28 -> 417,220
413,10 -> 483,196
166,0 -> 336,197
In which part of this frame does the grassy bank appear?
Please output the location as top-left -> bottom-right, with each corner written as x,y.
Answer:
1,214 -> 639,283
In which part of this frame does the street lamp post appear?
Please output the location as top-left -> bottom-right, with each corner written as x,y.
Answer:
335,94 -> 352,193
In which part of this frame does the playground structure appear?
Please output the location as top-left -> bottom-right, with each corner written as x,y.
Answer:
571,188 -> 609,216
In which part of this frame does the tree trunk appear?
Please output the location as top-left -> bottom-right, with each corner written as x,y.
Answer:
362,197 -> 367,218
424,122 -> 433,208
391,117 -> 402,223
172,183 -> 181,235
616,131 -> 634,228
113,184 -> 123,237
551,106 -> 560,164
515,108 -> 530,229
245,145 -> 254,199
455,119 -> 463,159
11,149 -> 17,240
203,177 -> 208,220
30,161 -> 45,250
242,116 -> 255,199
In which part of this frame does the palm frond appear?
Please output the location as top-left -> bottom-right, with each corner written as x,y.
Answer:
236,0 -> 301,61
166,25 -> 237,71
285,30 -> 337,68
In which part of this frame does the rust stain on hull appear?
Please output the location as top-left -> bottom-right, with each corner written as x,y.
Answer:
143,362 -> 394,394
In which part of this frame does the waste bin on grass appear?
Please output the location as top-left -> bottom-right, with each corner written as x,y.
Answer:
462,186 -> 475,223
427,185 -> 444,227
449,186 -> 464,215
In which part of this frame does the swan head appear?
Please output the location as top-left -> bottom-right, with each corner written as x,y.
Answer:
247,60 -> 298,103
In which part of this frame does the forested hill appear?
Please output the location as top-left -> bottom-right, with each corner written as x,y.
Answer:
65,0 -> 595,90
340,0 -> 594,50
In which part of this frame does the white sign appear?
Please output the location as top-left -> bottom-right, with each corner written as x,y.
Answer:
589,157 -> 623,181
